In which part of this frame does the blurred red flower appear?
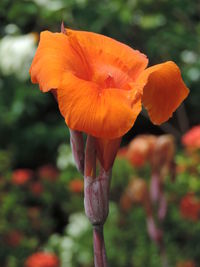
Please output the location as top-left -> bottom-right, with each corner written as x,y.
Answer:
180,193 -> 200,221
12,169 -> 33,185
176,260 -> 196,267
31,182 -> 44,196
182,126 -> 200,149
38,165 -> 59,181
69,179 -> 84,193
25,252 -> 59,267
4,230 -> 23,247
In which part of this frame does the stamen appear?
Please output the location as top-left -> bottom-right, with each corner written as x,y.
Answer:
104,74 -> 114,88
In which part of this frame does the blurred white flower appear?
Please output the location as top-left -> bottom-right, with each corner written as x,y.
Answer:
60,236 -> 74,267
57,143 -> 75,170
4,24 -> 20,35
45,234 -> 74,267
181,50 -> 197,64
47,233 -> 61,248
67,212 -> 90,238
187,67 -> 200,82
0,33 -> 37,80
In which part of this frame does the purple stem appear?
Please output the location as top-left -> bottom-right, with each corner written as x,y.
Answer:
93,225 -> 108,267
150,173 -> 160,204
149,171 -> 169,267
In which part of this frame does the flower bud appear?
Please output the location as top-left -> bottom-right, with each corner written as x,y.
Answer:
84,135 -> 113,225
70,130 -> 85,174
127,135 -> 156,167
84,168 -> 111,225
151,134 -> 175,174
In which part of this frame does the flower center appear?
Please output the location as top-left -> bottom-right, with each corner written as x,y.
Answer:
91,64 -> 132,90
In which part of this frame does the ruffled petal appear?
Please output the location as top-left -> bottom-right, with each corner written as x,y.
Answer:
133,61 -> 189,124
57,73 -> 142,139
29,31 -> 89,92
66,29 -> 148,88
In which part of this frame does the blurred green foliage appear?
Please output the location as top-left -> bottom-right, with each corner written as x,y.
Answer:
0,0 -> 200,168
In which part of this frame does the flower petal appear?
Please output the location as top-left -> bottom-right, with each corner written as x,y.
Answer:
135,61 -> 189,124
57,73 -> 142,139
66,29 -> 148,88
29,31 -> 89,92
95,138 -> 121,171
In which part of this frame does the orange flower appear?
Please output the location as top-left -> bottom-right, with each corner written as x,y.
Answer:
12,169 -> 33,185
180,193 -> 200,221
69,178 -> 84,193
30,27 -> 189,141
25,252 -> 59,267
182,125 -> 200,149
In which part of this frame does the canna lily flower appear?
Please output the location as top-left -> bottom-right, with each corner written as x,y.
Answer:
29,25 -> 189,267
30,27 -> 189,144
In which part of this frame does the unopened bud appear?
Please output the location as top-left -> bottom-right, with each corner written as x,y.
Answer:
84,168 -> 111,225
127,135 -> 156,167
70,130 -> 84,174
96,138 -> 121,171
152,135 -> 175,173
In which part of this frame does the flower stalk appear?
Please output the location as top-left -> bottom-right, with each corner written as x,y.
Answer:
83,135 -> 112,267
93,225 -> 108,267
